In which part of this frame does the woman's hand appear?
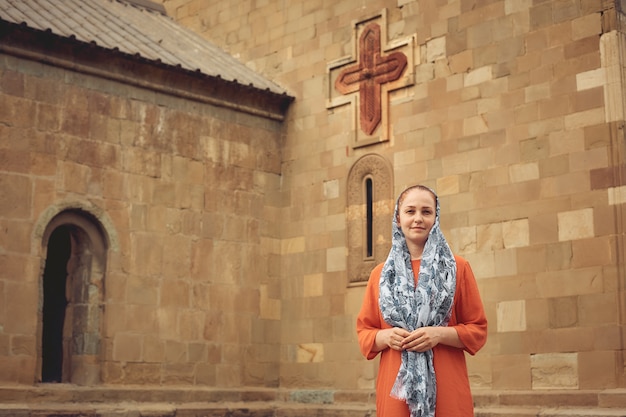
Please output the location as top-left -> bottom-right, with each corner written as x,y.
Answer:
401,326 -> 464,352
374,327 -> 411,352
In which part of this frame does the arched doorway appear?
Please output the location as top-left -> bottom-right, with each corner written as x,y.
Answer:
41,226 -> 71,382
39,209 -> 108,385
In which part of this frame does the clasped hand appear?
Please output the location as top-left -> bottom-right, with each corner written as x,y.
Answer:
381,327 -> 441,353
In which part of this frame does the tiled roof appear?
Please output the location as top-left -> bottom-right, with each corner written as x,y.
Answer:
0,0 -> 287,95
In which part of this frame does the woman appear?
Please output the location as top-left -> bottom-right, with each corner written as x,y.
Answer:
356,185 -> 487,417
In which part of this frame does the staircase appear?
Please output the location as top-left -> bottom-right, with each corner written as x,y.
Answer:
0,385 -> 375,417
1,385 -> 626,416
474,389 -> 626,417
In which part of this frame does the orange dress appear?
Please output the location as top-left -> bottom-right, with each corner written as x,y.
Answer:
356,256 -> 487,417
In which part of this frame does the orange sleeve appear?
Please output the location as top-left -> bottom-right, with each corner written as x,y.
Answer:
356,263 -> 388,360
451,257 -> 488,355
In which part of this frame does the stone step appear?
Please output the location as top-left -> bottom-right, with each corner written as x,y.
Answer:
3,386 -> 626,417
473,389 -> 626,409
3,404 -> 626,417
475,406 -> 626,417
0,401 -> 375,417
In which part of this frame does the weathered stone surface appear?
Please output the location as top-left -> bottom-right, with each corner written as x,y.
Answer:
1,2 -> 625,416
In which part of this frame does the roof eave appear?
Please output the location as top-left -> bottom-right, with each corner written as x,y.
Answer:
0,20 -> 294,121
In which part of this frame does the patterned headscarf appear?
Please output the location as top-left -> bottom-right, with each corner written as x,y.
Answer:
379,185 -> 457,417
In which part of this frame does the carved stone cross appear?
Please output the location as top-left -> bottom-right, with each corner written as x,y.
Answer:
327,13 -> 415,147
334,22 -> 408,136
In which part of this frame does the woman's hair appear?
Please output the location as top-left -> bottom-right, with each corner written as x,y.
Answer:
396,184 -> 437,209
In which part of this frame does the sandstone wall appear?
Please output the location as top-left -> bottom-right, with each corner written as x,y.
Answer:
0,51 -> 285,386
160,0 -> 626,391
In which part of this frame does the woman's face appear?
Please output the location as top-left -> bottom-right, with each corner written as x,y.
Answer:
396,188 -> 436,247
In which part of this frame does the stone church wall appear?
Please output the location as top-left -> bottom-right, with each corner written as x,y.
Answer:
1,0 -> 625,402
0,51 -> 285,386
159,0 -> 626,392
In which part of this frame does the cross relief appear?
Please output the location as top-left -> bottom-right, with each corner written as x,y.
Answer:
327,12 -> 415,148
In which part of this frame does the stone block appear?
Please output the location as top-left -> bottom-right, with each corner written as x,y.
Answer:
164,340 -> 187,364
10,334 -> 35,356
155,304 -> 189,341
112,333 -> 143,362
492,354 -> 531,389
516,245 -> 547,274
130,233 -> 164,277
125,304 -> 158,333
3,281 -> 37,334
548,296 -> 578,328
528,213 -> 557,246
476,223 -> 503,252
537,266 -> 603,298
126,275 -> 159,306
101,360 -> 123,383
9,98 -> 37,129
530,3 -> 553,30
593,324 -> 622,351
546,241 -> 573,271
426,36 -> 446,62
303,273 -> 323,298
494,248 -> 518,277
578,350 -> 619,389
449,225 -> 476,254
565,36 -> 599,60
571,236 -> 612,268
558,208 -> 594,241
472,272 -> 539,306
502,219 -> 530,248
160,279 -> 191,308
71,354 -> 101,386
555,51 -> 601,80
140,335 -> 165,364
325,246 -> 345,272
0,355 -> 36,384
465,66 -> 493,87
187,342 -> 208,363
463,251 -> 495,279
0,173 -> 32,219
578,291 -> 618,327
0,219 -> 30,255
216,363 -> 242,387
0,69 -> 25,97
449,50 -> 473,74
179,310 -> 205,341
593,206 -> 617,242
525,298 -> 550,330
467,352 -> 492,388
531,352 -> 578,389
496,299 -> 527,332
195,363 -> 217,385
122,362 -> 161,384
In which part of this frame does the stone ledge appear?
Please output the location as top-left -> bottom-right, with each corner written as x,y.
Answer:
0,401 -> 376,417
473,389 -> 626,409
475,406 -> 626,417
0,386 -> 377,405
3,386 -> 626,417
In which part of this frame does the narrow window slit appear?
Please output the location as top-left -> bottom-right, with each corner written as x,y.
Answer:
366,177 -> 373,258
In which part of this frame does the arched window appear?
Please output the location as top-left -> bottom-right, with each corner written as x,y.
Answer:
347,154 -> 393,284
39,209 -> 108,385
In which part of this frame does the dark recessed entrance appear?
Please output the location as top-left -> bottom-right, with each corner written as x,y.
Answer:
41,226 -> 71,383
39,209 -> 107,385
